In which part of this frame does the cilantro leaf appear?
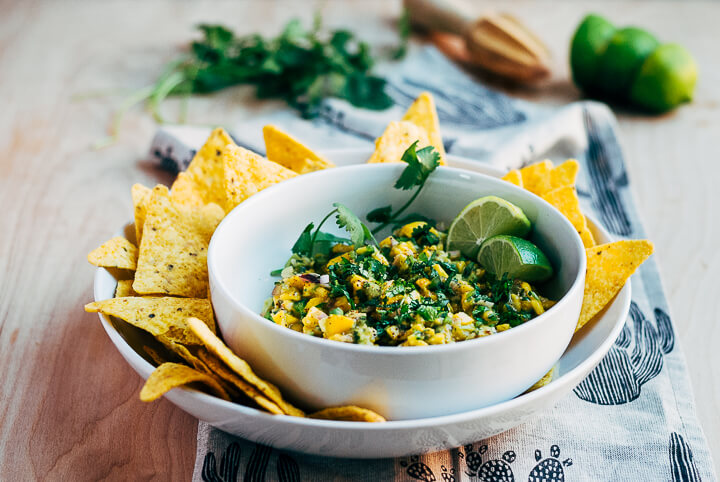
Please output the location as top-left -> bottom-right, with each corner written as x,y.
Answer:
368,143 -> 441,234
291,223 -> 349,258
290,222 -> 315,256
395,141 -> 441,190
333,202 -> 376,247
366,205 -> 393,223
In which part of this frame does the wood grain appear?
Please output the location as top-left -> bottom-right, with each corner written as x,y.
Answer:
0,0 -> 717,479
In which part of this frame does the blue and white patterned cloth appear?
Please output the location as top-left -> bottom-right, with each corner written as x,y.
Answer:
150,47 -> 716,482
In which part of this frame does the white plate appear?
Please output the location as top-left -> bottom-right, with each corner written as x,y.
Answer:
93,149 -> 630,458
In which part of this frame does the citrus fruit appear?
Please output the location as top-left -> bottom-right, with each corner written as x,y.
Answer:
570,14 -> 616,94
630,43 -> 698,113
599,27 -> 659,99
477,235 -> 553,282
446,196 -> 531,259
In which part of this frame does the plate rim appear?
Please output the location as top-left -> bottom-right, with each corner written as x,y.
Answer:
93,150 -> 631,430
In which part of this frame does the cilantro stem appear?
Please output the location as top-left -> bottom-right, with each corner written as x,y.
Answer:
309,208 -> 338,258
371,185 -> 424,235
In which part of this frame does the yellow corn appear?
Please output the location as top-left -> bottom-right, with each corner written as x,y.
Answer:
306,297 -> 325,310
349,274 -> 367,294
385,325 -> 401,340
456,260 -> 467,273
271,312 -> 287,326
392,253 -> 410,271
332,244 -> 354,254
372,251 -> 390,266
327,252 -> 353,267
415,277 -> 432,296
390,241 -> 416,258
286,275 -> 310,290
531,298 -> 545,315
510,293 -> 521,311
323,314 -> 355,337
461,291 -> 474,313
379,236 -> 395,249
432,263 -> 448,279
279,287 -> 301,301
496,323 -> 511,332
398,221 -> 427,238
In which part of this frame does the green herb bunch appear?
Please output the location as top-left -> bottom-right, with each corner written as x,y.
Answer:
154,17 -> 395,120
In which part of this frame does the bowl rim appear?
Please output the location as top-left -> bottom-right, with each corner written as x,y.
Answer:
208,162 -> 587,355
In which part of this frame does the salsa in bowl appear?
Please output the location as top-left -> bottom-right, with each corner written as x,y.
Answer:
208,163 -> 586,420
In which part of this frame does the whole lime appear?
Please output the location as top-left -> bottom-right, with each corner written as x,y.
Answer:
570,14 -> 616,94
599,27 -> 659,99
630,44 -> 698,113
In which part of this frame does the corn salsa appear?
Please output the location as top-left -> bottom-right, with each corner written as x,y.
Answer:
264,222 -> 555,346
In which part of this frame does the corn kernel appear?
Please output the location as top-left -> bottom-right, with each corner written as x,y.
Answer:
432,263 -> 448,278
332,244 -> 354,254
496,323 -> 511,332
379,236 -> 395,249
279,288 -> 301,301
415,277 -> 431,296
390,241 -> 416,258
323,314 -> 355,337
306,297 -> 324,310
349,274 -> 367,294
327,252 -> 353,267
398,221 -> 427,238
531,298 -> 545,315
386,325 -> 401,340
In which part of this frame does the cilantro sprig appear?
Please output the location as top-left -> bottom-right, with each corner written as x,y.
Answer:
289,202 -> 376,261
367,141 -> 441,234
94,15 -> 403,147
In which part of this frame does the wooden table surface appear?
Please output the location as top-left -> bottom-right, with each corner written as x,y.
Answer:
1,0 -> 717,479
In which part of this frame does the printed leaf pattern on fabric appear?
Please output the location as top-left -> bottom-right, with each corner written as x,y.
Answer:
669,432 -> 702,482
574,303 -> 674,405
201,442 -> 241,482
583,109 -> 632,236
201,443 -> 300,482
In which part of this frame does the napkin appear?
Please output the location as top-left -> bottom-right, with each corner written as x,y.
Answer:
149,47 -> 716,481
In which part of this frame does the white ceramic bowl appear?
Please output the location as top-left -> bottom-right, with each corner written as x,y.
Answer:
93,149 -> 629,457
208,163 -> 587,420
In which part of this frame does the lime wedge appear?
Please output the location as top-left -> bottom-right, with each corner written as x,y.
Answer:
477,235 -> 553,282
446,196 -> 531,259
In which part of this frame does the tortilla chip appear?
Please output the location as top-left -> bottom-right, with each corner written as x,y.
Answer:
87,237 -> 138,270
143,345 -> 170,366
223,145 -> 298,212
115,280 -> 137,297
524,366 -> 556,393
549,159 -> 579,190
309,406 -> 386,422
367,121 -> 431,164
542,187 -> 595,248
186,317 -> 305,417
170,127 -> 237,209
263,125 -> 335,174
196,349 -> 285,415
402,92 -> 446,165
139,362 -> 230,402
85,296 -> 215,344
131,184 -> 152,245
502,169 -> 523,187
133,185 -> 223,298
577,240 -> 654,331
519,160 -> 554,195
